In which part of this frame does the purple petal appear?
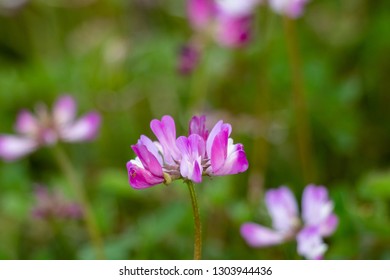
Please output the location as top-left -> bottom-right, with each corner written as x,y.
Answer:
131,143 -> 163,177
189,115 -> 209,140
15,110 -> 38,135
265,186 -> 299,233
319,214 -> 338,237
297,226 -> 327,260
215,0 -> 262,17
206,120 -> 231,157
0,135 -> 38,161
139,135 -> 163,165
302,184 -> 334,227
53,95 -> 76,125
187,0 -> 216,29
150,115 -> 181,163
240,222 -> 285,247
176,135 -> 205,183
126,160 -> 164,189
215,14 -> 252,48
210,140 -> 248,175
210,127 -> 228,172
60,112 -> 101,142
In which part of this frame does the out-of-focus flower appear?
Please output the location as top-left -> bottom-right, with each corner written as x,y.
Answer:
32,185 -> 83,220
0,95 -> 101,161
240,184 -> 338,259
268,0 -> 309,18
179,0 -> 262,74
127,115 -> 248,189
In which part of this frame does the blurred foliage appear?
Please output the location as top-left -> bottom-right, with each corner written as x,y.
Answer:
0,0 -> 389,259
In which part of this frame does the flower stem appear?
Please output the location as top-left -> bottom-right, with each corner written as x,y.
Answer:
52,144 -> 105,259
185,180 -> 202,260
283,16 -> 315,183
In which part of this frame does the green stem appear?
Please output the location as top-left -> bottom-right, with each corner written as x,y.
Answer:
52,145 -> 105,259
283,16 -> 315,183
185,180 -> 202,260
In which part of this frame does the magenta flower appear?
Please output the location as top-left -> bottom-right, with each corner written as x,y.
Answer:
126,115 -> 249,189
240,184 -> 338,259
268,0 -> 309,18
32,185 -> 83,220
0,95 -> 101,161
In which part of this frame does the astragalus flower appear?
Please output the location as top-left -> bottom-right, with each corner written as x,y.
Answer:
268,0 -> 309,18
0,95 -> 101,161
126,115 -> 249,189
240,184 -> 338,259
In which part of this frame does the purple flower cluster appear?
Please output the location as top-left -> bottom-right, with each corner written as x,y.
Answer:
126,115 -> 249,189
241,185 -> 338,259
0,95 -> 101,161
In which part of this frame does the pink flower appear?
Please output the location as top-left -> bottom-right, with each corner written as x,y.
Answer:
268,0 -> 309,18
0,95 -> 101,161
126,115 -> 248,189
240,184 -> 338,259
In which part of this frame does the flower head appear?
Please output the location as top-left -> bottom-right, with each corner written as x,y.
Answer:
240,184 -> 338,259
126,115 -> 248,189
0,95 -> 101,161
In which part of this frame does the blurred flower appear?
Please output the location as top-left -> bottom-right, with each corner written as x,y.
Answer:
127,115 -> 248,189
0,95 -> 101,161
179,0 -> 262,74
268,0 -> 309,18
32,185 -> 83,220
240,184 -> 338,259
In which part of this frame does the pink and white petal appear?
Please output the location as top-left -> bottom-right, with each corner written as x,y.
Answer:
206,120 -> 231,158
187,0 -> 216,29
319,214 -> 338,237
269,0 -> 308,19
210,127 -> 228,172
15,110 -> 39,135
215,15 -> 252,48
60,112 -> 101,142
302,185 -> 334,226
0,135 -> 38,161
212,143 -> 248,175
131,143 -> 163,177
265,186 -> 299,233
216,0 -> 262,17
150,115 -> 181,162
189,115 -> 209,140
53,95 -> 76,125
126,160 -> 164,189
240,222 -> 285,247
139,135 -> 163,165
297,226 -> 327,260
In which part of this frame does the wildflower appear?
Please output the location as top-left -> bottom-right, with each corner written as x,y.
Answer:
32,185 -> 83,220
240,184 -> 338,259
268,0 -> 309,18
126,115 -> 248,189
0,95 -> 101,161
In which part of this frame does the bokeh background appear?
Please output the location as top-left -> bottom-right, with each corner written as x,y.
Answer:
0,0 -> 389,259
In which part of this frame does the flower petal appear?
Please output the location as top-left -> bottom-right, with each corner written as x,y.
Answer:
265,186 -> 299,233
210,126 -> 228,172
240,222 -> 285,247
297,226 -> 327,260
302,184 -> 334,227
187,0 -> 216,29
126,160 -> 164,189
0,135 -> 38,161
215,14 -> 252,48
150,115 -> 181,163
131,143 -> 164,177
319,213 -> 338,237
53,95 -> 76,125
176,135 -> 205,183
215,0 -> 262,17
15,110 -> 39,136
269,0 -> 309,19
178,44 -> 201,75
189,115 -> 209,140
60,112 -> 101,142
